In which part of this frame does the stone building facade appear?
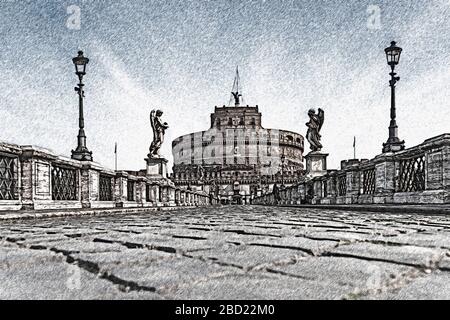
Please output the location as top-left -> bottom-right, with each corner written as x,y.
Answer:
171,104 -> 305,204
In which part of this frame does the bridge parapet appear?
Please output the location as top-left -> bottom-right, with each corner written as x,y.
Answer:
0,143 -> 213,212
253,134 -> 450,205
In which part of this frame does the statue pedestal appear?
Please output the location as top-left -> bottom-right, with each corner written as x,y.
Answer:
145,157 -> 168,178
305,151 -> 328,178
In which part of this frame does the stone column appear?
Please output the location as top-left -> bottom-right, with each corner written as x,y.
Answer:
175,188 -> 180,206
326,171 -> 338,204
19,150 -> 35,210
160,185 -> 168,205
80,165 -> 91,208
168,186 -> 176,206
153,184 -> 161,206
19,147 -> 57,210
345,164 -> 361,204
424,135 -> 450,191
135,178 -> 146,207
373,153 -> 396,204
79,162 -> 103,209
180,190 -> 186,206
187,192 -> 193,206
193,193 -> 197,206
296,183 -> 305,204
114,171 -> 128,207
312,178 -> 322,204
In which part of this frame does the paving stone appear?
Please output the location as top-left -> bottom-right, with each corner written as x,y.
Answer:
74,251 -> 240,293
187,243 -> 307,269
328,242 -> 445,267
0,247 -> 161,300
1,205 -> 449,299
439,254 -> 450,270
373,232 -> 450,249
376,271 -> 450,300
167,272 -> 350,300
30,238 -> 125,253
269,256 -> 415,290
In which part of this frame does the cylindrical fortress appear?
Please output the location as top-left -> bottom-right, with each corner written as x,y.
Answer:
171,105 -> 305,204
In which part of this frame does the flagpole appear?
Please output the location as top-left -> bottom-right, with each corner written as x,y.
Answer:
114,142 -> 117,171
353,136 -> 356,159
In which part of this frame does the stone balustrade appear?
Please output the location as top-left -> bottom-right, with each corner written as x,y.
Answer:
0,143 -> 214,211
253,134 -> 450,205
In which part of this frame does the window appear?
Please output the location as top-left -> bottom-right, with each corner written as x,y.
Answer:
52,165 -> 77,200
127,180 -> 135,201
99,174 -> 113,201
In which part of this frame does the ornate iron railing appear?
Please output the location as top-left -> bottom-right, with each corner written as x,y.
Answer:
0,154 -> 18,200
127,180 -> 135,201
361,167 -> 375,195
396,154 -> 426,192
52,165 -> 77,200
99,174 -> 113,201
337,175 -> 347,196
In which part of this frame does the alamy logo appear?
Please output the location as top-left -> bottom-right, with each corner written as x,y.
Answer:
66,264 -> 81,290
66,5 -> 81,30
367,5 -> 382,30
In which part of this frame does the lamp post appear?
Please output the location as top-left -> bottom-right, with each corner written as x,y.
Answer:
281,152 -> 285,189
71,50 -> 93,161
382,41 -> 405,153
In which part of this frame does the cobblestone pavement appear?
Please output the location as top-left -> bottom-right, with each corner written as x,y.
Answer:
1,206 -> 449,300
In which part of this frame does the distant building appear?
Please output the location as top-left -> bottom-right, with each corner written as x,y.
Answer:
171,70 -> 305,204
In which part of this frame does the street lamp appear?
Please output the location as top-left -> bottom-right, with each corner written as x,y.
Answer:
382,41 -> 405,153
280,152 -> 285,189
71,50 -> 93,161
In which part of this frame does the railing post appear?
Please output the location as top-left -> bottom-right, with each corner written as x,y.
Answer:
135,177 -> 146,207
180,189 -> 186,206
19,149 -> 35,210
321,171 -> 337,204
345,164 -> 361,204
114,171 -> 127,207
311,178 -> 322,204
153,183 -> 161,206
295,183 -> 302,204
80,163 -> 99,209
168,186 -> 176,206
373,153 -> 396,204
424,135 -> 450,193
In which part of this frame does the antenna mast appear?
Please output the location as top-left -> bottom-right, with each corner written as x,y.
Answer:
229,66 -> 243,107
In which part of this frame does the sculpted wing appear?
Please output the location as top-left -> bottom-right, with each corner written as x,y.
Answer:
150,110 -> 156,137
318,108 -> 325,132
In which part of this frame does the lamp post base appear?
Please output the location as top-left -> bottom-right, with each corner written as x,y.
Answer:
71,148 -> 93,161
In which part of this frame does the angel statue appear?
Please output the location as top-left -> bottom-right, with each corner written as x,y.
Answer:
148,109 -> 169,158
231,91 -> 242,106
305,108 -> 325,152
